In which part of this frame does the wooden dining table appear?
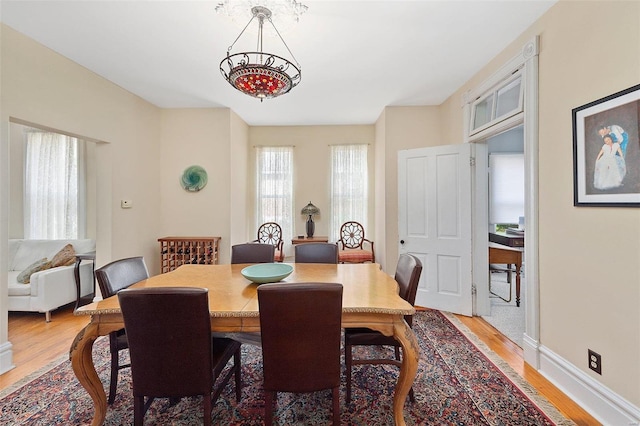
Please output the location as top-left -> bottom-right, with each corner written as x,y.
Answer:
70,262 -> 419,426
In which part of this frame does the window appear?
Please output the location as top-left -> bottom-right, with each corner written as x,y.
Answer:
489,153 -> 524,226
24,130 -> 86,239
471,72 -> 523,135
255,146 -> 294,244
329,144 -> 368,241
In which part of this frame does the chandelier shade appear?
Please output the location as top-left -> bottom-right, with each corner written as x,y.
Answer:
222,51 -> 300,99
219,5 -> 303,100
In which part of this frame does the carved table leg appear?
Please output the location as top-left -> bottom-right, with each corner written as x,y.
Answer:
70,322 -> 106,426
392,317 -> 419,426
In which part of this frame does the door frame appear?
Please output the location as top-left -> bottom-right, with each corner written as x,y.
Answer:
464,36 -> 540,368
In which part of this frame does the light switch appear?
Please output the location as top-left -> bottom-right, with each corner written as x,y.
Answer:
121,199 -> 133,209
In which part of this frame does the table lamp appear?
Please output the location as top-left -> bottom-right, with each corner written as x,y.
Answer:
301,201 -> 320,238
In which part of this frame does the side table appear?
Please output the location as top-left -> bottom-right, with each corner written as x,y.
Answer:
291,236 -> 329,244
74,251 -> 96,311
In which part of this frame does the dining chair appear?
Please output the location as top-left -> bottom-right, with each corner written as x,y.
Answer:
254,222 -> 285,262
117,287 -> 241,426
344,253 -> 422,403
95,256 -> 149,405
294,242 -> 338,264
337,221 -> 375,263
257,282 -> 343,426
231,243 -> 275,264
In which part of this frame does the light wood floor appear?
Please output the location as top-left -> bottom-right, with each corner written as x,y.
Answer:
1,304 -> 599,425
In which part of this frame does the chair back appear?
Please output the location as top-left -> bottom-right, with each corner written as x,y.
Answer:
258,282 -> 343,393
96,256 -> 149,298
294,243 -> 338,264
117,287 -> 213,398
339,221 -> 367,249
394,253 -> 423,326
256,222 -> 283,247
231,243 -> 275,264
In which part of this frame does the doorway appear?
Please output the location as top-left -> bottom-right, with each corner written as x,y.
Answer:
481,125 -> 525,347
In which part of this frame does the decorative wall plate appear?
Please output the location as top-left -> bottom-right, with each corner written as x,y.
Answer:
180,165 -> 208,192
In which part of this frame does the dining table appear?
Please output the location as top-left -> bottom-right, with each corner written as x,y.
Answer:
70,262 -> 419,426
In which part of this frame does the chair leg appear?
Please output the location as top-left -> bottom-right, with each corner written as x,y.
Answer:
264,391 -> 275,426
203,391 -> 212,426
345,342 -> 353,403
332,386 -> 340,426
133,396 -> 145,426
234,348 -> 242,401
108,333 -> 119,404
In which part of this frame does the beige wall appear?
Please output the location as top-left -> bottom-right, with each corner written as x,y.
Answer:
438,0 -> 640,407
378,106 -> 443,274
0,24 -> 163,273
248,125 -> 375,257
1,0 -> 639,414
159,108 -> 243,265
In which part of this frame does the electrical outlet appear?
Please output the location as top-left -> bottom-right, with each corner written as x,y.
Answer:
588,349 -> 602,375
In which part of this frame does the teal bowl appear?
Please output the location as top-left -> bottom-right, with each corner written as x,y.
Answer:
241,263 -> 293,284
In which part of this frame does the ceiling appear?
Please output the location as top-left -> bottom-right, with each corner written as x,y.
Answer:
0,1 -> 555,126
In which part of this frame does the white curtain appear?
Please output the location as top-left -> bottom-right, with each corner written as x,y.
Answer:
24,130 -> 84,239
255,146 -> 294,245
489,153 -> 524,224
329,144 -> 368,242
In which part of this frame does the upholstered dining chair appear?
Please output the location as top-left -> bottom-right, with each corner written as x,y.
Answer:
95,256 -> 149,405
294,242 -> 338,264
337,221 -> 375,263
344,253 -> 422,403
258,282 -> 343,426
118,287 -> 241,426
253,222 -> 285,262
231,243 -> 275,264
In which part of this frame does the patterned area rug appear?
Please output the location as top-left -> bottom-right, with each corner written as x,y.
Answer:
1,310 -> 574,425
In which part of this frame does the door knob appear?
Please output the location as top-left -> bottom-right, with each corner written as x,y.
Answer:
400,240 -> 405,244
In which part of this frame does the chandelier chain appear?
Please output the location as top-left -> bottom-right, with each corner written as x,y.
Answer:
266,16 -> 301,69
226,13 -> 258,52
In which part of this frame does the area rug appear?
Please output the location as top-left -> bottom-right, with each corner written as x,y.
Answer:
0,310 -> 574,425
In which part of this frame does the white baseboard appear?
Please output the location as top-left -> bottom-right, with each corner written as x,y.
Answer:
538,344 -> 640,426
0,341 -> 15,375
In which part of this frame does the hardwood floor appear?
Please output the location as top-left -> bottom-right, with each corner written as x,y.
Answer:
1,305 -> 599,425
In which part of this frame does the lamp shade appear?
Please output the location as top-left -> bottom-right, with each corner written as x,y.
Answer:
301,202 -> 319,216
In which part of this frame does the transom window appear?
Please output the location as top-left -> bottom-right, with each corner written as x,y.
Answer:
470,71 -> 523,136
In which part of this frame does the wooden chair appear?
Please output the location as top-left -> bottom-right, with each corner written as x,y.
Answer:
118,287 -> 241,426
337,221 -> 375,263
258,282 -> 343,426
294,242 -> 338,264
254,222 -> 285,262
231,243 -> 275,264
344,253 -> 422,403
95,256 -> 149,405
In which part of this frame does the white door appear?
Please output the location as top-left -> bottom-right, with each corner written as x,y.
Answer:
398,144 -> 473,316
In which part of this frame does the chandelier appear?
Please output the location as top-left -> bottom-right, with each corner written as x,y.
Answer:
218,3 -> 305,101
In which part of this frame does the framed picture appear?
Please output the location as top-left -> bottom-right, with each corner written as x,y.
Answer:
572,84 -> 640,207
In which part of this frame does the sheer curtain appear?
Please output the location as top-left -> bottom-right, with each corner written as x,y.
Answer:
24,130 -> 85,239
255,146 -> 294,245
329,144 -> 368,241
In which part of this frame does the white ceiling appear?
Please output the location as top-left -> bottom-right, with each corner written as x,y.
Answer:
0,0 -> 555,126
